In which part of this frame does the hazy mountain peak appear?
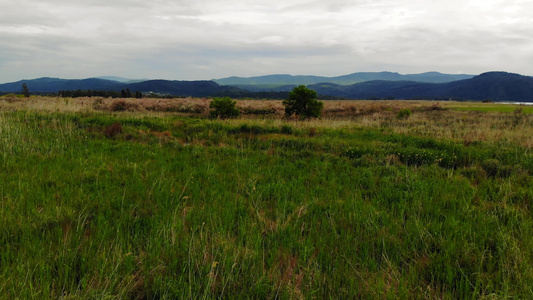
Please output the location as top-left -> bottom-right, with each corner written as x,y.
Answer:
213,71 -> 475,88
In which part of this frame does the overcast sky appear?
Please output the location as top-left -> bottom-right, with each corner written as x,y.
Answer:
1,0 -> 533,83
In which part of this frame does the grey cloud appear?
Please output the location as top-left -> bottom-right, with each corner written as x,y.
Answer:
1,0 -> 533,82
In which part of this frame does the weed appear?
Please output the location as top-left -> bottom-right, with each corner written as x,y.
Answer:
104,122 -> 123,138
110,99 -> 141,112
308,127 -> 317,137
428,102 -> 443,111
396,108 -> 412,119
280,125 -> 293,135
481,159 -> 513,178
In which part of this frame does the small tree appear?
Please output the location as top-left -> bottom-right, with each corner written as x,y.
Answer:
21,83 -> 30,98
210,97 -> 240,119
283,85 -> 323,119
121,88 -> 132,98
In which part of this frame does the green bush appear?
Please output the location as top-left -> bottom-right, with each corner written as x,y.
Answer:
280,125 -> 293,135
396,108 -> 412,119
110,100 -> 141,112
283,85 -> 323,119
209,97 -> 240,119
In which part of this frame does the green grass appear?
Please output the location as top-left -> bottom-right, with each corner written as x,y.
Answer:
1,110 -> 532,298
448,103 -> 533,114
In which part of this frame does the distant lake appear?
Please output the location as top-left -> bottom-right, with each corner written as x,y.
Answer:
497,102 -> 533,105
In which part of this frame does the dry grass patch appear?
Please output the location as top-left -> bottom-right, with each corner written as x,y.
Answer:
1,97 -> 531,147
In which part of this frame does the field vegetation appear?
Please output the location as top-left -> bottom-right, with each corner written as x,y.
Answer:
0,95 -> 532,298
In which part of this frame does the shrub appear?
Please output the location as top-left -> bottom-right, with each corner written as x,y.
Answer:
92,98 -> 104,110
209,97 -> 240,119
282,85 -> 323,119
308,127 -> 317,137
460,166 -> 487,183
512,107 -> 525,127
110,100 -> 140,112
481,159 -> 513,178
229,124 -> 281,135
428,102 -> 443,111
104,122 -> 123,138
235,124 -> 265,134
280,125 -> 293,135
396,108 -> 412,119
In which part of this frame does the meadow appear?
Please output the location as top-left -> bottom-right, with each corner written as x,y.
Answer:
0,95 -> 532,299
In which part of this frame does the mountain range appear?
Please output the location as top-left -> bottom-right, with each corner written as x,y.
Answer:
305,72 -> 533,101
1,71 -> 532,102
212,71 -> 474,91
0,77 -> 244,98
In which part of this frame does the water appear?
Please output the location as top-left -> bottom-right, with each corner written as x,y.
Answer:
496,102 -> 533,105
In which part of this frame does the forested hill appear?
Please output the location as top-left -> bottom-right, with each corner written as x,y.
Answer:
425,72 -> 533,101
0,77 -> 123,93
306,72 -> 533,101
0,78 -> 251,98
1,72 -> 532,101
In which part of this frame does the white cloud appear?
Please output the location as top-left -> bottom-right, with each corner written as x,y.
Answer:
1,0 -> 533,82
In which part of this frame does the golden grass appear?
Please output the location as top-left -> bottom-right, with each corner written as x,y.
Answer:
1,96 -> 531,148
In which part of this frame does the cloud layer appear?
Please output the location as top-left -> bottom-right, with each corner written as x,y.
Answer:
1,0 -> 533,82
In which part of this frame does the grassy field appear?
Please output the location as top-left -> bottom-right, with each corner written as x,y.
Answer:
442,102 -> 533,114
1,96 -> 532,298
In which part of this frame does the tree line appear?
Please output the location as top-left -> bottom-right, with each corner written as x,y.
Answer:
13,83 -> 336,101
57,89 -> 143,98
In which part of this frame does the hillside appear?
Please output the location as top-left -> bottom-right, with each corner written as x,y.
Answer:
389,72 -> 533,101
0,77 -> 123,93
306,72 -> 533,101
1,72 -> 532,101
0,78 -> 250,98
426,72 -> 533,101
309,81 -> 424,99
125,80 -> 243,97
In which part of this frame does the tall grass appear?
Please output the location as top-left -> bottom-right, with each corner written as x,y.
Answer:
0,99 -> 532,298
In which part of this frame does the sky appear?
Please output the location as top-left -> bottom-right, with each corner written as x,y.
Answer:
1,0 -> 533,83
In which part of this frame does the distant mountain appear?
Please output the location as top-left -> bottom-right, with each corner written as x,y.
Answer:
392,72 -> 533,101
308,81 -> 423,99
125,80 -> 245,97
0,77 -> 248,97
0,77 -> 123,93
1,72 -> 532,101
226,84 -> 298,93
309,72 -> 533,101
213,72 -> 474,88
214,74 -> 326,86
